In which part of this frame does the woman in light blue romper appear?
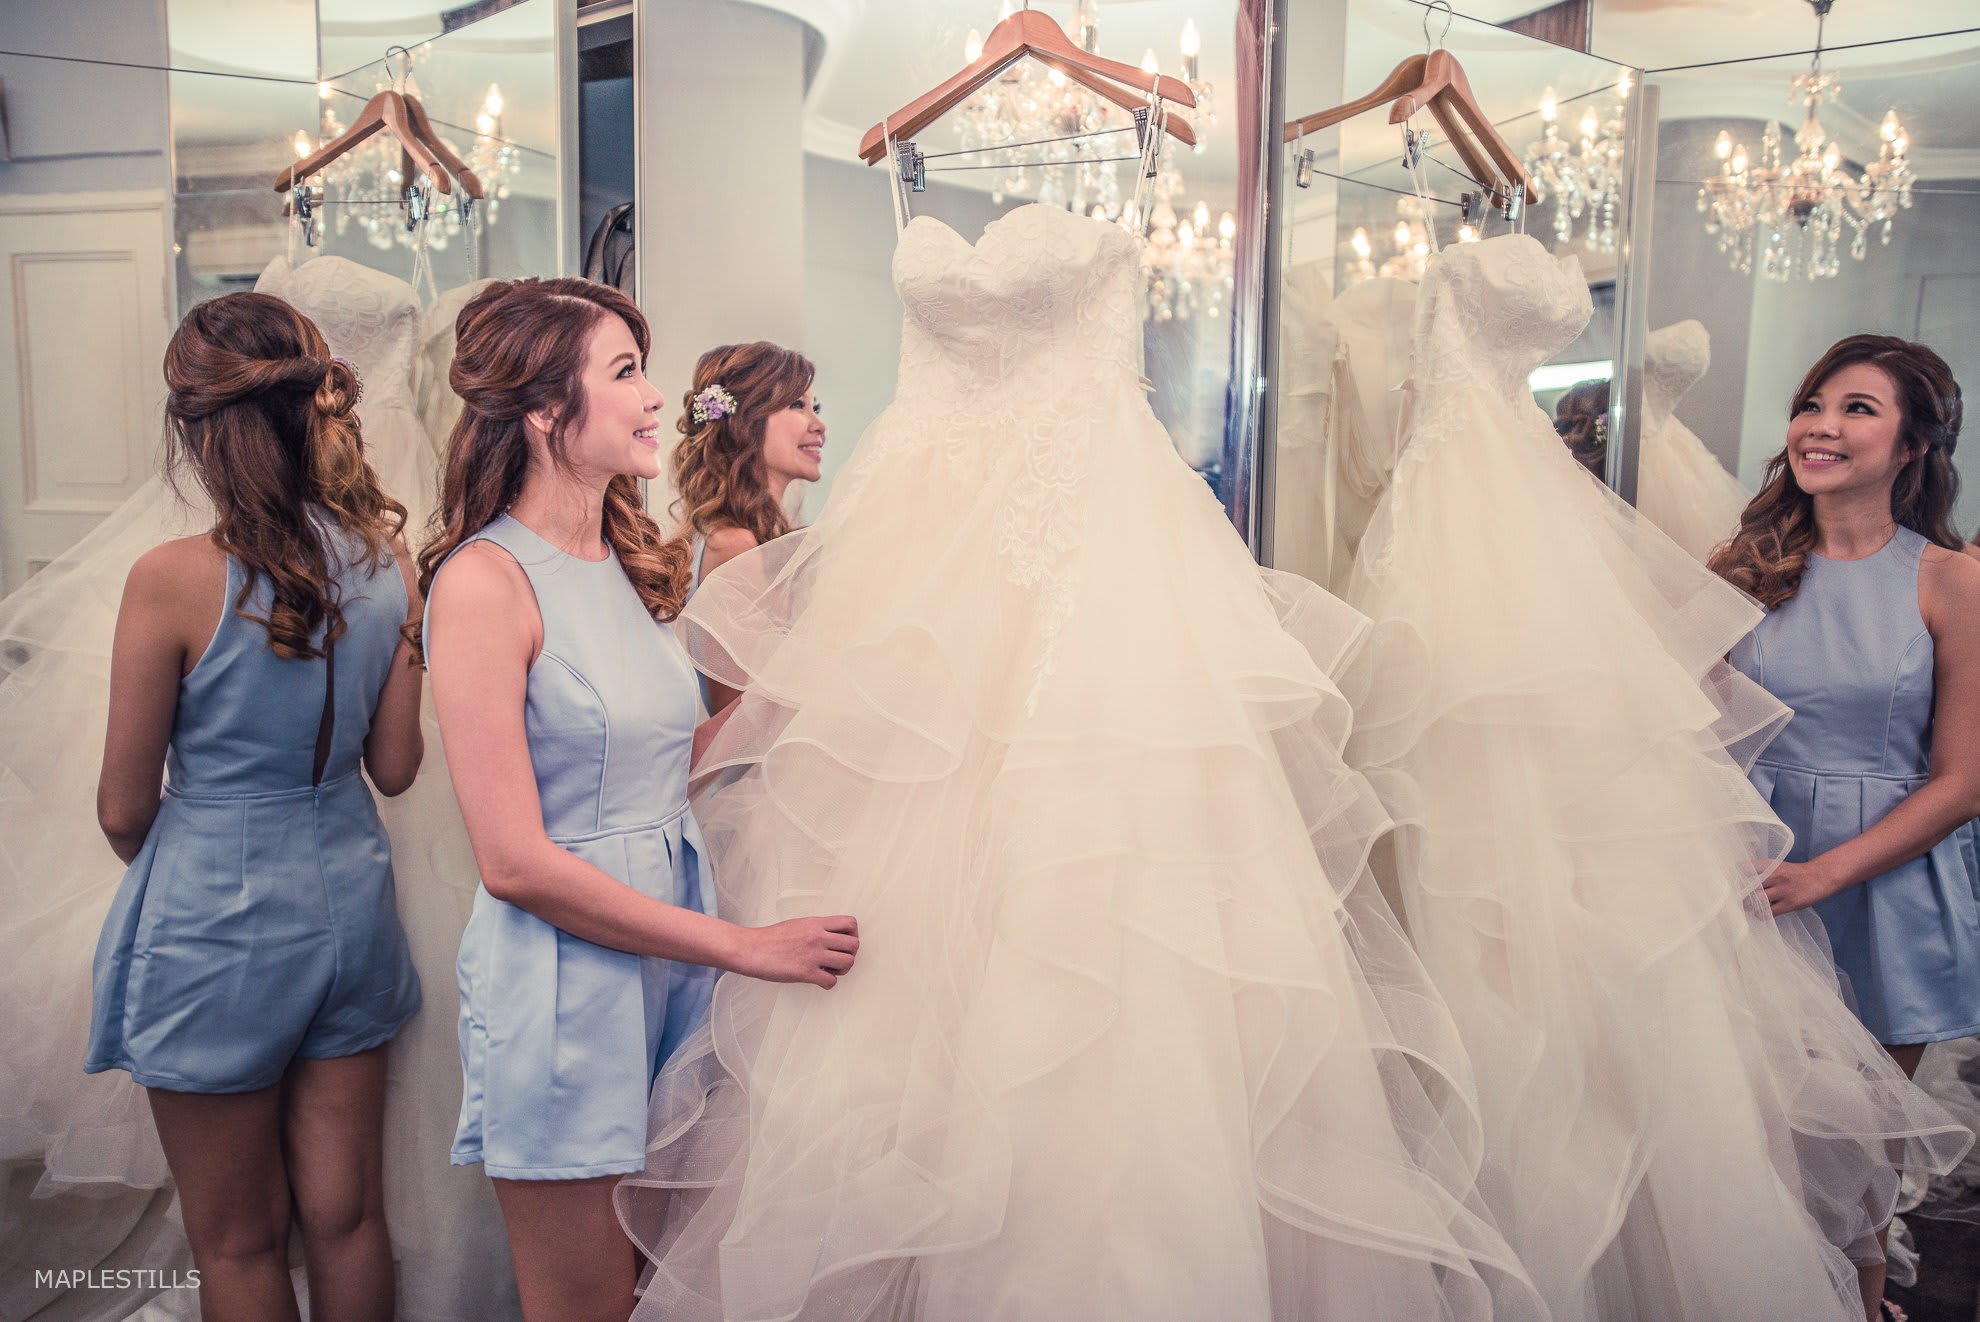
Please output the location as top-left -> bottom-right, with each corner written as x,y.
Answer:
88,292 -> 425,1322
1718,337 -> 1980,1318
417,279 -> 857,1322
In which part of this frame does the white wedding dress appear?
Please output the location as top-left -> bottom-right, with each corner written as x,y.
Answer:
1634,319 -> 1749,563
0,255 -> 514,1322
1341,231 -> 1971,1321
1271,266 -> 1415,593
616,202 -> 1543,1322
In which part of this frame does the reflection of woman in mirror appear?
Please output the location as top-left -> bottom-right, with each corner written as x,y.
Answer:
417,284 -> 857,1322
671,341 -> 825,713
87,294 -> 425,1322
1552,379 -> 1610,478
1715,335 -> 1979,1315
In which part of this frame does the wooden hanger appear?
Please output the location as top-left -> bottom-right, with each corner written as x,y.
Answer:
1280,48 -> 1537,207
402,93 -> 486,200
857,8 -> 1197,165
1388,50 -> 1537,206
275,89 -> 454,197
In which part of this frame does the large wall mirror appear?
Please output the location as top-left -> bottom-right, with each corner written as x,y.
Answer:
168,0 -> 567,317
1267,0 -> 1637,588
631,0 -> 1275,528
1627,2 -> 1980,546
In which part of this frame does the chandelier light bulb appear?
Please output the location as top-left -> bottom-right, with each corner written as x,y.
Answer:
1714,130 -> 1734,161
1141,49 -> 1160,76
1539,88 -> 1558,123
1178,221 -> 1195,249
1822,141 -> 1840,171
317,80 -> 332,100
476,111 -> 496,135
1577,108 -> 1600,141
1192,200 -> 1211,230
484,84 -> 504,117
1616,68 -> 1635,97
1351,227 -> 1373,260
292,130 -> 312,159
1893,131 -> 1910,155
1394,220 -> 1412,248
1879,108 -> 1900,142
1180,18 -> 1201,59
1047,66 -> 1067,87
964,28 -> 983,62
997,0 -> 1013,20
1459,224 -> 1479,243
1218,211 -> 1235,242
1730,147 -> 1748,174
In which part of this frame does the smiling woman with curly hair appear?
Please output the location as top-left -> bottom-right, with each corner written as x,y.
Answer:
671,340 -> 824,711
1722,333 -> 1979,1317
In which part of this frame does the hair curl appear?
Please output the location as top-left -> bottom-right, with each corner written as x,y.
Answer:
1553,379 -> 1611,478
671,341 -> 816,546
164,292 -> 404,660
412,277 -> 691,655
1709,334 -> 1964,609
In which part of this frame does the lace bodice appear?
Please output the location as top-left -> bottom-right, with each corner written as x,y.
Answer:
1643,319 -> 1710,431
257,256 -> 420,412
892,205 -> 1144,414
1415,235 -> 1591,403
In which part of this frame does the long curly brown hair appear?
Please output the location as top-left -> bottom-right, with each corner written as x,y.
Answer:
412,278 -> 691,654
164,292 -> 404,660
1709,334 -> 1964,609
671,341 -> 815,545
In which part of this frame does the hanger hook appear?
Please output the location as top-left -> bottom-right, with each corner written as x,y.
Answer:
384,44 -> 413,92
1423,0 -> 1454,52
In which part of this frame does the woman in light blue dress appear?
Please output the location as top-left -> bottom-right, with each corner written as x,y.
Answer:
671,340 -> 824,714
87,292 -> 425,1322
416,279 -> 858,1322
1719,334 -> 1980,1316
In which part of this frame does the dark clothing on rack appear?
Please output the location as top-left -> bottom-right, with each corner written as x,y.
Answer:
584,201 -> 637,297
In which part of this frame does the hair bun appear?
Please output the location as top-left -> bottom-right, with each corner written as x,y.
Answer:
315,356 -> 362,418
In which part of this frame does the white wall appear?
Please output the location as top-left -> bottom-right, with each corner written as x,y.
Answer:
0,0 -> 171,196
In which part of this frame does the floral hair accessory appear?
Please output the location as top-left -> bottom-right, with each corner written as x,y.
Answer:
1593,414 -> 1610,446
692,383 -> 738,425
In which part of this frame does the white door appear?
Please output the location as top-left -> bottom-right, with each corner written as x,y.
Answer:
0,193 -> 172,592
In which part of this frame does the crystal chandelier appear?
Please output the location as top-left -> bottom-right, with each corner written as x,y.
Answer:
1140,198 -> 1236,322
1523,71 -> 1631,253
1696,0 -> 1912,281
290,50 -> 522,252
953,2 -> 1230,320
1341,195 -> 1481,287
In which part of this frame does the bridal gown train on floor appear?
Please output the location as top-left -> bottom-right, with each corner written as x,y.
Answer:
616,202 -> 1543,1322
1340,231 -> 1971,1322
0,255 -> 514,1322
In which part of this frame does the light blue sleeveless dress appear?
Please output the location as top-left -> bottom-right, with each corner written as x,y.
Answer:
688,531 -> 715,712
430,513 -> 714,1180
86,520 -> 421,1091
1731,525 -> 1980,1044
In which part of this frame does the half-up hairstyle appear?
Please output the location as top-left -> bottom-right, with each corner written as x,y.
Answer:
1553,379 -> 1611,478
1710,334 -> 1964,609
413,277 -> 691,654
672,341 -> 815,546
164,291 -> 405,660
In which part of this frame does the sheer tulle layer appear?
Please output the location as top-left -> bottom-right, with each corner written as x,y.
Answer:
617,390 -> 1544,1322
1343,361 -> 1972,1321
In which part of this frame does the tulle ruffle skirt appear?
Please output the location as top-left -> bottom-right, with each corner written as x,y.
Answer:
616,390 -> 1544,1322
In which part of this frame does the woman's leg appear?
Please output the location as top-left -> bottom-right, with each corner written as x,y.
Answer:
1859,1043 -> 1932,1321
146,1084 -> 300,1322
492,1175 -> 640,1322
282,1045 -> 395,1322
